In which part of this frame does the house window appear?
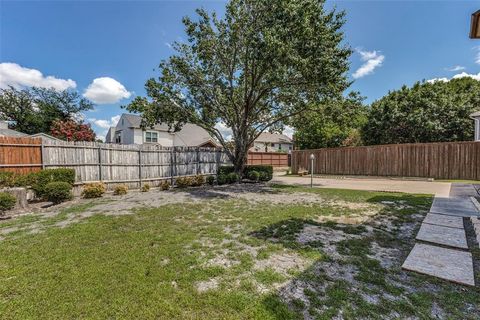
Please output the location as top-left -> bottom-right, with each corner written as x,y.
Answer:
115,131 -> 122,144
145,131 -> 158,143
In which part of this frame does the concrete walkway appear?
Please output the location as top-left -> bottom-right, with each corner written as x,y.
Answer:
402,183 -> 479,286
272,174 -> 452,197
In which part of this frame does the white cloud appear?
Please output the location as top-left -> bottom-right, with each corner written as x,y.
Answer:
214,122 -> 232,141
445,65 -> 465,72
282,125 -> 294,139
88,115 -> 121,130
352,49 -> 385,79
427,72 -> 480,83
0,62 -> 76,91
83,77 -> 131,104
475,46 -> 480,65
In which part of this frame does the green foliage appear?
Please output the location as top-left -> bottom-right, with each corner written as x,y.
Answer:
0,192 -> 16,213
126,0 -> 351,174
244,165 -> 273,181
159,180 -> 171,191
13,172 -> 38,188
0,172 -> 16,188
206,175 -> 215,185
44,182 -> 73,204
362,77 -> 480,145
81,183 -> 106,199
218,166 -> 235,176
247,170 -> 260,182
292,92 -> 367,149
227,172 -> 240,183
217,174 -> 227,185
32,169 -> 76,197
114,185 -> 128,195
0,86 -> 94,135
141,184 -> 150,192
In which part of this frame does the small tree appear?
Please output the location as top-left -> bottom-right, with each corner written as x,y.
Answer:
50,119 -> 96,141
126,0 -> 351,175
0,86 -> 93,134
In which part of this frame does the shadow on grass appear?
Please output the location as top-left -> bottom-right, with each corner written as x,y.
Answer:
246,192 -> 480,319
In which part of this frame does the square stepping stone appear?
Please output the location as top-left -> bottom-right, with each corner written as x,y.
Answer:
416,223 -> 468,249
402,243 -> 475,286
423,213 -> 464,229
430,197 -> 479,217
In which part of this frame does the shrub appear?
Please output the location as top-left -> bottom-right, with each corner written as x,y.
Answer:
160,180 -> 171,190
259,172 -> 269,181
206,175 -> 215,185
227,172 -> 240,184
82,182 -> 106,198
217,174 -> 227,185
176,176 -> 193,188
0,192 -> 16,214
33,168 -> 76,197
114,185 -> 128,195
192,175 -> 205,187
44,182 -> 73,204
247,170 -> 260,182
141,184 -> 150,192
218,166 -> 235,176
13,172 -> 38,187
244,165 -> 273,181
218,165 -> 273,182
0,172 -> 16,188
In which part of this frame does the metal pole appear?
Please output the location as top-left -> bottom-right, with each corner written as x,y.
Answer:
40,140 -> 46,170
310,153 -> 315,188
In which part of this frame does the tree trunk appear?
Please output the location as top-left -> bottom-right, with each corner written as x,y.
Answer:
233,136 -> 249,177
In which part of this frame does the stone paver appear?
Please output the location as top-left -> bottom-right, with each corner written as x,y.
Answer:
422,213 -> 464,229
430,197 -> 479,217
416,223 -> 468,249
449,183 -> 479,198
402,243 -> 475,286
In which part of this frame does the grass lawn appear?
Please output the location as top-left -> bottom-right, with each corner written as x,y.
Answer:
1,184 -> 479,319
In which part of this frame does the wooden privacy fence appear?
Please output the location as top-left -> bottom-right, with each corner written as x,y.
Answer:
292,141 -> 480,180
1,138 -> 230,189
247,152 -> 290,167
0,137 -> 42,174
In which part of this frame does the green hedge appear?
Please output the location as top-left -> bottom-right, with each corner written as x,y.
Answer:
218,165 -> 273,181
0,192 -> 16,214
32,169 -> 76,197
44,182 -> 73,204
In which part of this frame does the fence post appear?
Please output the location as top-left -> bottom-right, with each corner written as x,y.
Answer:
170,148 -> 174,185
216,148 -> 221,173
196,147 -> 200,175
40,140 -> 46,170
138,148 -> 142,189
98,145 -> 103,181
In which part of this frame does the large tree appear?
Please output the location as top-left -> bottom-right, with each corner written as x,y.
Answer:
126,0 -> 351,174
0,86 -> 93,134
292,92 -> 367,149
362,77 -> 480,145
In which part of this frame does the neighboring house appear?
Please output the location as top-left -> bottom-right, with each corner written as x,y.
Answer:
472,111 -> 480,141
0,121 -> 28,137
29,132 -> 62,142
250,132 -> 293,153
105,114 -> 219,147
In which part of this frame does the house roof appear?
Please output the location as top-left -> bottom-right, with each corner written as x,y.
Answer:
471,111 -> 480,118
0,122 -> 28,137
255,132 -> 293,144
173,123 -> 219,147
122,114 -> 171,131
28,133 -> 62,141
120,114 -> 219,147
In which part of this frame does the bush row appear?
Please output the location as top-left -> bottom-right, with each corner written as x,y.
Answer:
0,192 -> 16,214
217,165 -> 273,184
0,169 -> 75,197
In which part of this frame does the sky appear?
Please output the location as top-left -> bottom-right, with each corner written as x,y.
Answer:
1,0 -> 479,141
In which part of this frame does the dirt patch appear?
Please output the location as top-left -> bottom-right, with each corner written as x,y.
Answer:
196,278 -> 219,293
254,252 -> 309,275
